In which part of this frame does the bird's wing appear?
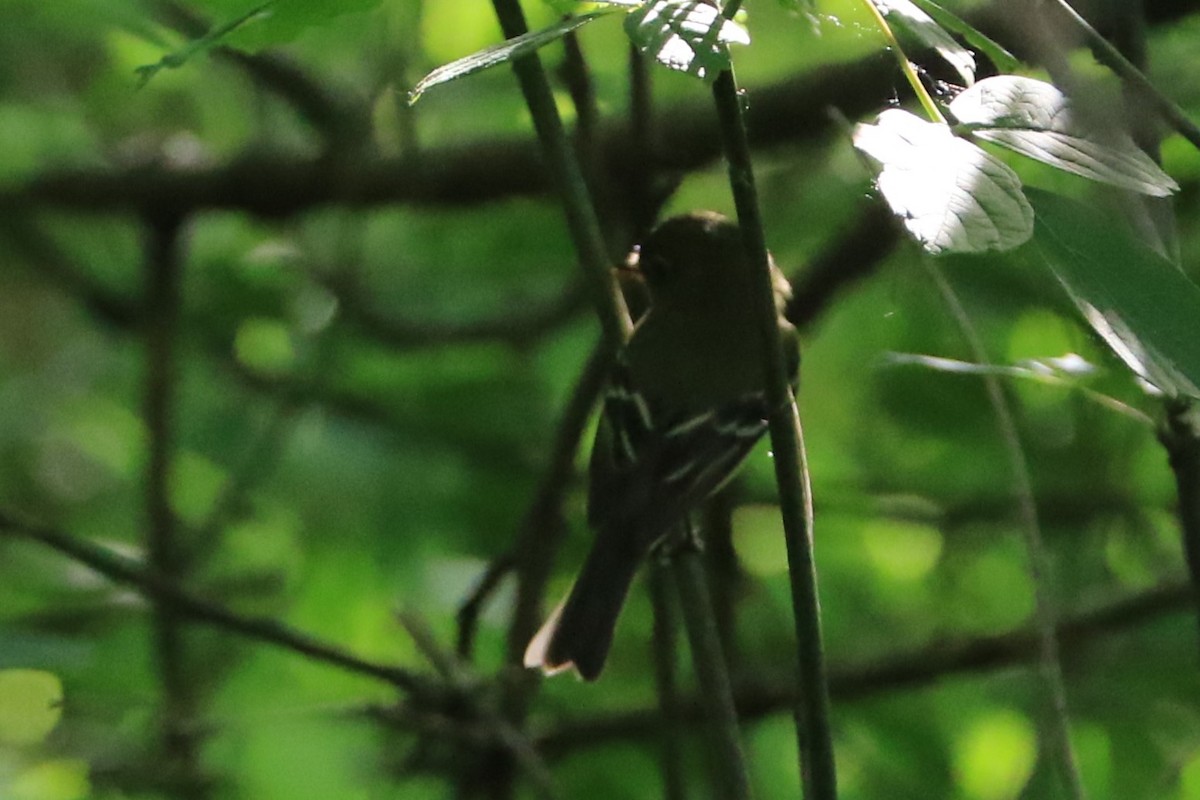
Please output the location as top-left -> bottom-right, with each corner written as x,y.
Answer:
587,356 -> 770,541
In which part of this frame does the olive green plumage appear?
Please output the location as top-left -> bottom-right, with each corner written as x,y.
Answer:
525,211 -> 798,680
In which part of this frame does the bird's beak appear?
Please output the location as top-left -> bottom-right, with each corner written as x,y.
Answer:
616,246 -> 641,275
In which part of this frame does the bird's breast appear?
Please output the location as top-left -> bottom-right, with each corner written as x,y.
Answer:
625,313 -> 771,414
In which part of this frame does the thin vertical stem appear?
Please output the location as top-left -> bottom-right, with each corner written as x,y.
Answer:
560,28 -> 598,164
143,211 -> 203,797
703,487 -> 741,665
628,45 -> 657,236
650,563 -> 688,800
489,0 -> 632,346
926,263 -> 1086,800
857,0 -> 944,123
1161,400 -> 1200,652
1045,0 -> 1200,152
1100,5 -> 1196,640
671,546 -> 753,800
488,344 -> 611,799
505,344 -> 612,666
635,39 -> 683,800
710,61 -> 838,800
482,4 -> 635,783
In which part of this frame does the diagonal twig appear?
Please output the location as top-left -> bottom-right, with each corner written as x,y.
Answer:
0,510 -> 432,696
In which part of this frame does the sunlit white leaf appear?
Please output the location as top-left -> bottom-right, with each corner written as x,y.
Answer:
625,0 -> 749,81
950,76 -> 1179,196
854,109 -> 1033,254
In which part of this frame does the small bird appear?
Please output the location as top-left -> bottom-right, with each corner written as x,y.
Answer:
524,211 -> 798,680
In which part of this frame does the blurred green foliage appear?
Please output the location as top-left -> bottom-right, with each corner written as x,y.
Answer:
1,1 -> 1199,799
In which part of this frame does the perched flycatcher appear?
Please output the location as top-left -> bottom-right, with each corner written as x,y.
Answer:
524,211 -> 798,680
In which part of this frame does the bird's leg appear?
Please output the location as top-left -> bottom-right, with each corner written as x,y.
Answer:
650,516 -> 704,566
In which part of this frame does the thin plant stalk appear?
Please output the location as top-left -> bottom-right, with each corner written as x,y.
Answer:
650,563 -> 688,800
671,545 -> 753,800
1046,0 -> 1200,152
857,0 -> 945,123
142,212 -> 205,797
489,0 -> 632,345
711,3 -> 838,794
1161,400 -> 1200,650
926,263 -> 1087,800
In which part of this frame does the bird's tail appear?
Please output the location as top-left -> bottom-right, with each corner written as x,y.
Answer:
524,530 -> 641,681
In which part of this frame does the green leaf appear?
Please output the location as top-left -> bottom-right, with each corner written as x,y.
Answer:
953,710 -> 1038,800
624,0 -> 750,82
854,109 -> 1033,254
871,0 -> 975,86
0,669 -> 63,745
1030,189 -> 1200,399
543,0 -> 641,10
950,76 -> 1179,197
408,10 -> 614,104
775,0 -> 816,13
10,759 -> 91,800
135,2 -> 274,85
908,0 -> 1019,73
189,0 -> 385,49
0,104 -> 94,185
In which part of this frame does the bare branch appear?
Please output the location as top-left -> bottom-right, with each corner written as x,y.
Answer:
1161,400 -> 1200,648
535,582 -> 1194,758
5,0 -> 1192,219
141,210 -> 208,796
0,511 -> 433,696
